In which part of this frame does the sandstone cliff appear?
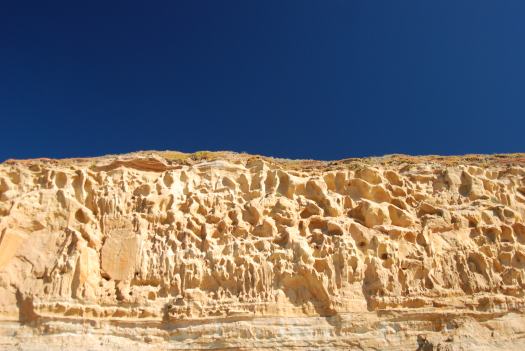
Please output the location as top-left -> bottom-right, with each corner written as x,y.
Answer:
1,151 -> 525,350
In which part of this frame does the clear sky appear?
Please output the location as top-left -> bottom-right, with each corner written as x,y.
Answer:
1,1 -> 524,161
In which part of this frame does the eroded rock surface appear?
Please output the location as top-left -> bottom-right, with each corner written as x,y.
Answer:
1,152 -> 525,350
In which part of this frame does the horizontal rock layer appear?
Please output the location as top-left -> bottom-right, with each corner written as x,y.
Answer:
1,152 -> 525,350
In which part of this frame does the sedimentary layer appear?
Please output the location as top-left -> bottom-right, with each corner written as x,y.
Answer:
1,151 -> 525,350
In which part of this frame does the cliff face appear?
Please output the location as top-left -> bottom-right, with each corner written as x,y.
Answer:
1,152 -> 525,350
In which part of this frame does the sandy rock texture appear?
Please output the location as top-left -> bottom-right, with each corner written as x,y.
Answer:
1,151 -> 525,350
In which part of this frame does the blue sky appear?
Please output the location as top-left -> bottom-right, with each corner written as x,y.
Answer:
1,1 -> 524,161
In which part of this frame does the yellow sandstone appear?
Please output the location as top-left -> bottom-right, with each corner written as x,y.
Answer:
0,151 -> 524,350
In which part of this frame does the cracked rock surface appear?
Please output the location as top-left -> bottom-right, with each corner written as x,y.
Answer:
1,151 -> 525,350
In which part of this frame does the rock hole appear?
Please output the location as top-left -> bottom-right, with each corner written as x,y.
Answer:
163,173 -> 174,187
75,209 -> 89,224
55,172 -> 68,188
